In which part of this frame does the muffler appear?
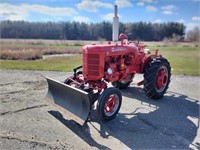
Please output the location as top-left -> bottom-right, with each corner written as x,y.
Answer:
45,77 -> 91,125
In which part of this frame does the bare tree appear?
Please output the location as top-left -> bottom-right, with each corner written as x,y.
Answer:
186,27 -> 200,42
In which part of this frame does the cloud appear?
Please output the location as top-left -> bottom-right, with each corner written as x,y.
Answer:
161,5 -> 176,15
186,23 -> 200,31
162,11 -> 173,15
101,13 -> 113,21
115,0 -> 133,8
137,2 -> 145,6
26,4 -> 77,16
137,0 -> 158,7
0,3 -> 77,21
73,16 -> 90,22
146,5 -> 157,11
138,0 -> 158,4
192,16 -> 200,21
0,3 -> 28,20
101,13 -> 121,21
145,0 -> 158,2
76,0 -> 113,12
177,19 -> 185,23
161,5 -> 175,10
154,19 -> 162,23
1,12 -> 26,21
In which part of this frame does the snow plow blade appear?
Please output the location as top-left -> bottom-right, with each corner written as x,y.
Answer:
45,77 -> 91,126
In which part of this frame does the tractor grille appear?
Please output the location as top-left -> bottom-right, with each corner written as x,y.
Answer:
87,54 -> 100,76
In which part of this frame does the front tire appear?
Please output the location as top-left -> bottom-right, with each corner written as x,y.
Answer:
97,88 -> 122,121
144,57 -> 171,99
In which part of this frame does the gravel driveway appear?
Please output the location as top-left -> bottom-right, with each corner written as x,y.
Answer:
0,69 -> 199,150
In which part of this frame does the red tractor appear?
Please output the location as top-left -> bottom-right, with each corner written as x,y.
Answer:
45,33 -> 171,125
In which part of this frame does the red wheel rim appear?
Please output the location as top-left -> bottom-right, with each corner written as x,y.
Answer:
156,66 -> 168,92
104,94 -> 119,116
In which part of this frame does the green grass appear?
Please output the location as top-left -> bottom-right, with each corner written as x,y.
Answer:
147,46 -> 200,76
0,46 -> 200,76
0,55 -> 82,72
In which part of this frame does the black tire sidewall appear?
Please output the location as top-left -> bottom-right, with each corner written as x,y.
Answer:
144,58 -> 171,99
97,87 -> 122,121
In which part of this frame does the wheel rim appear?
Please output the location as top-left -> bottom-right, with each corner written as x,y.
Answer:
156,66 -> 168,92
104,94 -> 119,116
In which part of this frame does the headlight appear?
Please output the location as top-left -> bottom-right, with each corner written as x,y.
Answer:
107,68 -> 113,75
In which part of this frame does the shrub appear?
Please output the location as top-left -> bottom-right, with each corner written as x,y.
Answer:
0,50 -> 43,60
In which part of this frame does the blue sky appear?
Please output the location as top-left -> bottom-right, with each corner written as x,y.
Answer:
0,0 -> 200,31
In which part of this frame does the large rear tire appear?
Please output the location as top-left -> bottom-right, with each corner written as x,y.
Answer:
97,88 -> 122,121
144,57 -> 171,99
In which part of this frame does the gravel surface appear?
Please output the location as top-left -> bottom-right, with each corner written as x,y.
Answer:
0,69 -> 199,150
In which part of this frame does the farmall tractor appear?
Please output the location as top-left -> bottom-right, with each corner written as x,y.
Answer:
45,33 -> 171,125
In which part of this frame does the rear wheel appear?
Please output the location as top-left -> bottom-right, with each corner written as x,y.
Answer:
97,88 -> 122,121
144,58 -> 171,99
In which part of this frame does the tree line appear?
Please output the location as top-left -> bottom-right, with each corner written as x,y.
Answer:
0,20 -> 185,41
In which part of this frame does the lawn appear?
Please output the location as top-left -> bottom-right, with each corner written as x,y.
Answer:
0,55 -> 82,72
147,46 -> 200,76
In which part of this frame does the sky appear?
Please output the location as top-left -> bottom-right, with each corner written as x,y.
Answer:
0,0 -> 200,31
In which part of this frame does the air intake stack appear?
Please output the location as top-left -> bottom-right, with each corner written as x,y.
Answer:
112,5 -> 119,42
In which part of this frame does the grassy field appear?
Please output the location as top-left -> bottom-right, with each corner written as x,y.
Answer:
147,46 -> 200,76
0,39 -> 199,76
0,55 -> 82,72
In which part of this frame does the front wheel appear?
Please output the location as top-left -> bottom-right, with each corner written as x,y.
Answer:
144,58 -> 171,99
97,88 -> 122,121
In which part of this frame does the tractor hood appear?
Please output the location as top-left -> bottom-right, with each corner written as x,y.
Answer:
82,44 -> 139,56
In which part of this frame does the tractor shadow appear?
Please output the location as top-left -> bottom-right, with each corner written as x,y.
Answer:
48,110 -> 111,150
49,86 -> 199,149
